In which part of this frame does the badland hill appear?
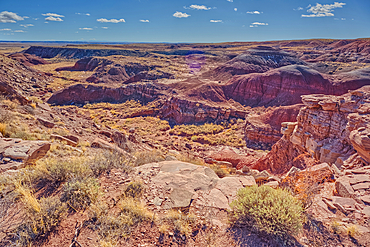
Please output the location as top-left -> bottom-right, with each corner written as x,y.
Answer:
0,38 -> 370,246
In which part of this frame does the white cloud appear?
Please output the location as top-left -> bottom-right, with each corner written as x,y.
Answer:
0,28 -> 11,31
173,11 -> 190,18
43,13 -> 64,21
227,0 -> 233,2
42,13 -> 64,17
210,20 -> 222,23
0,11 -> 24,23
294,7 -> 304,11
13,30 -> 25,32
140,19 -> 149,22
101,27 -> 108,29
234,8 -> 237,11
20,24 -> 34,28
247,11 -> 262,14
76,13 -> 90,16
185,4 -> 211,10
302,2 -> 346,17
250,22 -> 268,27
45,16 -> 63,21
341,17 -> 346,20
97,18 -> 125,23
79,27 -> 93,30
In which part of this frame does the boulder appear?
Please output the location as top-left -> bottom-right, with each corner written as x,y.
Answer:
350,128 -> 370,163
37,117 -> 55,128
111,131 -> 132,152
335,177 -> 356,199
0,138 -> 50,172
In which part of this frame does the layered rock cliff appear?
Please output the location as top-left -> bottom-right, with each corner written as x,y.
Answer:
254,86 -> 370,174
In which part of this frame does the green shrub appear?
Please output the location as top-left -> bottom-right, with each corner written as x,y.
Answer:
15,196 -> 67,246
61,177 -> 100,210
229,185 -> 303,243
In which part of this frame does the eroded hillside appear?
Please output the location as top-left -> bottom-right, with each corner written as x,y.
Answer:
1,39 -> 370,246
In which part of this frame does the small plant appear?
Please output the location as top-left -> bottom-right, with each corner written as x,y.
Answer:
161,210 -> 197,237
210,164 -> 229,178
346,225 -> 358,238
229,185 -> 304,244
90,150 -> 131,176
61,177 -> 100,210
331,221 -> 341,234
88,198 -> 153,244
124,181 -> 144,198
14,196 -> 67,246
134,149 -> 165,166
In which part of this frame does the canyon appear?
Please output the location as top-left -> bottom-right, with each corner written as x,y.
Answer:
1,39 -> 370,246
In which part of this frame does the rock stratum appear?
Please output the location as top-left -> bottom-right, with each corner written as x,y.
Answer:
254,85 -> 370,174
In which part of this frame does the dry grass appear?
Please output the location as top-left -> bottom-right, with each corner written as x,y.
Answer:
88,198 -> 154,244
134,149 -> 165,166
160,210 -> 197,237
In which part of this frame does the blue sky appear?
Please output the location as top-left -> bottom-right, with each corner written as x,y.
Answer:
0,0 -> 369,42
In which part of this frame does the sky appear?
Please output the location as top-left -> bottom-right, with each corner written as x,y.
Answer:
0,0 -> 369,43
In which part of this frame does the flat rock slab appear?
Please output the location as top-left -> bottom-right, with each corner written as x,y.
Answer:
352,182 -> 370,191
215,177 -> 244,204
137,161 -> 256,210
361,195 -> 370,204
0,138 -> 50,172
349,175 -> 370,185
363,206 -> 370,217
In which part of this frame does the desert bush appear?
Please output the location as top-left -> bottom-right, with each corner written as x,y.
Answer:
210,164 -> 229,178
229,185 -> 304,244
134,149 -> 165,166
37,157 -> 92,185
88,198 -> 153,243
161,210 -> 197,237
61,177 -> 100,210
14,196 -> 67,246
124,181 -> 144,198
331,221 -> 341,234
346,225 -> 358,238
170,123 -> 224,136
90,150 -> 131,176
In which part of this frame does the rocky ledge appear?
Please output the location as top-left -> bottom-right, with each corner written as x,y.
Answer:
0,138 -> 51,173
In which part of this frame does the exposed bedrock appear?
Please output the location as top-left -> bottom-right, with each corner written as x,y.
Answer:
223,65 -> 370,107
254,86 -> 370,174
245,104 -> 303,150
47,83 -> 247,124
204,46 -> 306,81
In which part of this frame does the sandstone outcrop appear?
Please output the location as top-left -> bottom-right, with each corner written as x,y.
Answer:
254,85 -> 370,174
245,104 -> 303,149
0,138 -> 50,172
133,161 -> 256,211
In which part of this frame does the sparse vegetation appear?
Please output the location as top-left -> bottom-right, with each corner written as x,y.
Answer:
229,185 -> 304,244
160,210 -> 197,237
61,177 -> 100,210
14,196 -> 67,246
134,149 -> 165,166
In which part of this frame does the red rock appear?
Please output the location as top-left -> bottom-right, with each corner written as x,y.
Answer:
335,177 -> 356,199
37,117 -> 55,128
9,53 -> 50,67
50,134 -> 77,147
